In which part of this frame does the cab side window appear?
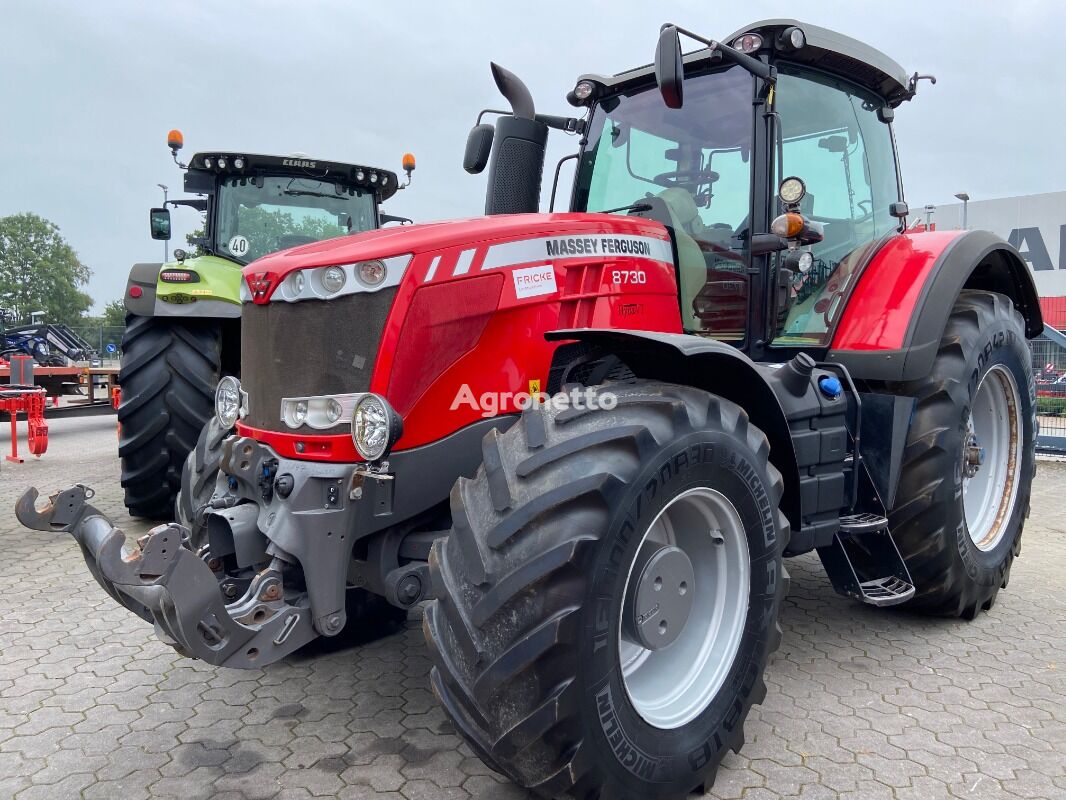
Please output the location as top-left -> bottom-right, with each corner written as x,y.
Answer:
773,67 -> 900,345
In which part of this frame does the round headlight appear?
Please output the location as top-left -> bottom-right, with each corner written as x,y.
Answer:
326,398 -> 344,424
369,172 -> 379,184
574,80 -> 595,100
320,266 -> 347,293
779,176 -> 807,205
732,33 -> 763,53
357,260 -> 386,286
217,157 -> 227,169
233,156 -> 245,169
287,270 -> 306,297
203,157 -> 213,169
356,169 -> 365,181
293,400 -> 308,426
797,251 -> 814,273
215,376 -> 242,429
352,394 -> 400,461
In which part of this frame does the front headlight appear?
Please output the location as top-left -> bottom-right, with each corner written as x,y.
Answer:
319,265 -> 347,294
215,376 -> 243,429
280,393 -> 360,429
351,393 -> 402,461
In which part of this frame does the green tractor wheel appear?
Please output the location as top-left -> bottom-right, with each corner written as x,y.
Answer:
118,315 -> 222,519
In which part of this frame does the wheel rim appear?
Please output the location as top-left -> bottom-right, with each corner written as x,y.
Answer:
963,364 -> 1022,551
618,487 -> 750,730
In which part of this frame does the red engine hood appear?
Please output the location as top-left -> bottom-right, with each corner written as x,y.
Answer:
241,212 -> 670,286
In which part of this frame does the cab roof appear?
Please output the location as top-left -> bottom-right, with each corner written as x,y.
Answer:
185,152 -> 400,201
579,19 -> 913,107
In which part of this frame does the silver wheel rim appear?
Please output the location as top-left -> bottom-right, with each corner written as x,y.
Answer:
963,365 -> 1022,551
619,487 -> 750,730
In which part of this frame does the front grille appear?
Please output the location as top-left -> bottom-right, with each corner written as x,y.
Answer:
240,288 -> 398,433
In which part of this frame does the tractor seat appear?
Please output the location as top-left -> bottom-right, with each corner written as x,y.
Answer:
657,188 -> 739,334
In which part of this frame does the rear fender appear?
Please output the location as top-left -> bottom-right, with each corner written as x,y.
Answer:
124,263 -> 161,316
546,328 -> 804,536
124,255 -> 243,319
828,230 -> 1042,381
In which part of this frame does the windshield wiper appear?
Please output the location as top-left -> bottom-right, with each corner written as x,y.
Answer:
602,202 -> 653,215
283,190 -> 335,199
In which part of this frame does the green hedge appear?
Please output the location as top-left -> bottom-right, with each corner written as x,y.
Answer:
1037,396 -> 1066,417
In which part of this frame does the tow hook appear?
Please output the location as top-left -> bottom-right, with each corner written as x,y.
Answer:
15,484 -> 319,668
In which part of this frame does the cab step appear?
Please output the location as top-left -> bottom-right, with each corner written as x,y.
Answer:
818,522 -> 915,608
839,512 -> 888,535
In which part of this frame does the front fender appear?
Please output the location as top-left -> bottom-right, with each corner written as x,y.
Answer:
546,328 -> 805,536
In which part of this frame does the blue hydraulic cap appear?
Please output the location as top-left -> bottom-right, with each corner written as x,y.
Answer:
818,375 -> 843,400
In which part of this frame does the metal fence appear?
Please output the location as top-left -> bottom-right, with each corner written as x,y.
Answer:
68,326 -> 125,358
1034,325 -> 1066,453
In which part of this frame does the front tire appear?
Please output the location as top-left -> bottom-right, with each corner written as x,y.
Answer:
424,382 -> 788,799
176,416 -> 229,550
118,315 -> 222,519
888,290 -> 1035,618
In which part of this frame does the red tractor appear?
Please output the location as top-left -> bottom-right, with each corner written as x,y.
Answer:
20,19 -> 1040,799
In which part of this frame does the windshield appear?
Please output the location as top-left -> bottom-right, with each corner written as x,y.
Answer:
214,176 -> 376,263
572,66 -> 754,340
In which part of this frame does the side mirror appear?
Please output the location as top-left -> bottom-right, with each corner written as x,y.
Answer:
655,25 -> 685,109
464,123 -> 494,174
149,208 -> 171,240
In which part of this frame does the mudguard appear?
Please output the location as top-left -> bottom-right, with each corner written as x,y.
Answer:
827,230 -> 1042,381
547,328 -> 804,536
124,254 -> 243,319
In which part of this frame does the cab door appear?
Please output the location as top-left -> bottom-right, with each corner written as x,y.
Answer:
769,65 -> 902,348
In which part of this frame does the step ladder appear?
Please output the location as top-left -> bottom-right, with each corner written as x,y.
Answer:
818,513 -> 915,607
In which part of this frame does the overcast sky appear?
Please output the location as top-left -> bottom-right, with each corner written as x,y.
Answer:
3,1 -> 1065,313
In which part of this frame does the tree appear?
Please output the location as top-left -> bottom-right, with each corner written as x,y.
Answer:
102,299 -> 126,328
0,213 -> 93,325
235,206 -> 344,261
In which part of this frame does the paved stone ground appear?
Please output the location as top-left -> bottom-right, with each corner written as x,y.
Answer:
0,415 -> 1064,800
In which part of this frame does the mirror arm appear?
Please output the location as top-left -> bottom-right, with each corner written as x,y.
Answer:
478,108 -> 582,134
169,198 -> 208,212
666,23 -> 776,84
477,108 -> 511,125
548,153 -> 580,212
750,233 -> 789,256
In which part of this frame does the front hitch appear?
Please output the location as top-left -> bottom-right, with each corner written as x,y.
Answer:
16,485 -> 318,668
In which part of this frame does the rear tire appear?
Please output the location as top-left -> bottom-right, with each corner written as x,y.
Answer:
424,381 -> 788,799
118,315 -> 222,519
888,290 -> 1035,618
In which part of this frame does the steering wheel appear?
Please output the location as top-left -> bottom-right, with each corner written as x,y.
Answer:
653,168 -> 720,187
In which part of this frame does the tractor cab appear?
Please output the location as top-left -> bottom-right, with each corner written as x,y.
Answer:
572,20 -> 916,358
474,19 -> 922,361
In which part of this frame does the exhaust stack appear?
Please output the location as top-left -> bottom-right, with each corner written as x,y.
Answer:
483,63 -> 548,216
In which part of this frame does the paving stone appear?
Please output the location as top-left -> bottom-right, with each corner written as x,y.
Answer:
1,415 -> 1064,799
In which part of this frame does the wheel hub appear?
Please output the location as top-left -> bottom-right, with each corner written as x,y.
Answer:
624,545 -> 695,650
618,487 -> 750,730
963,433 -> 985,478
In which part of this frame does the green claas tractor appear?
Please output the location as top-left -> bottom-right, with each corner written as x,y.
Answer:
118,131 -> 416,517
